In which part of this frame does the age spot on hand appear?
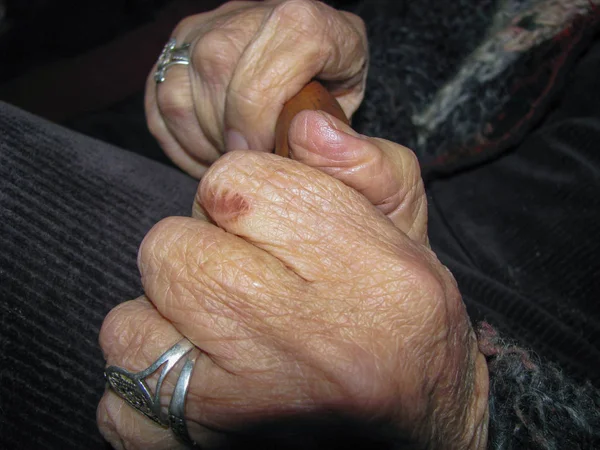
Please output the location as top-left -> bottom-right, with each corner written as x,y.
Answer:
204,187 -> 252,224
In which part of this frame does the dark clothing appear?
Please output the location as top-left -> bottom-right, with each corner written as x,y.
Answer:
0,102 -> 197,448
1,4 -> 600,450
428,38 -> 600,383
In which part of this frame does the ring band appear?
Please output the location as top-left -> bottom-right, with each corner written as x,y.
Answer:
104,339 -> 194,427
169,358 -> 197,447
154,38 -> 191,84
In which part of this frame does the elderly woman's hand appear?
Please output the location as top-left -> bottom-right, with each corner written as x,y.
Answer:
145,0 -> 368,178
98,111 -> 489,449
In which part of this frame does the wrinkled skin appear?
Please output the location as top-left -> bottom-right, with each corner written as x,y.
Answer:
145,0 -> 368,178
100,1 -> 489,448
98,111 -> 489,449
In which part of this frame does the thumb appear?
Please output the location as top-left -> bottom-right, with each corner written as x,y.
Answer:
288,110 -> 428,245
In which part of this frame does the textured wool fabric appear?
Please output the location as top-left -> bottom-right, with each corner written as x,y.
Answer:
477,323 -> 600,449
351,0 -> 600,177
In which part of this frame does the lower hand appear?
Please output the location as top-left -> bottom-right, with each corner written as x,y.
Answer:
98,111 -> 489,449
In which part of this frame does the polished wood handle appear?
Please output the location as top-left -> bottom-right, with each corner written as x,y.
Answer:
274,81 -> 349,158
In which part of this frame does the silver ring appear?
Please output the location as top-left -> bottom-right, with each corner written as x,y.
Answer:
154,37 -> 191,84
169,357 -> 198,447
104,339 -> 194,427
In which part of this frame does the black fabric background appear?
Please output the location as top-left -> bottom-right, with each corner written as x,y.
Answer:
0,104 -> 198,448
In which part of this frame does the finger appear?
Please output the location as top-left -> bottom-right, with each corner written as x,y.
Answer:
197,151 -> 427,282
155,64 -> 221,173
98,297 -> 188,449
160,2 -> 265,167
187,4 -> 269,154
225,0 -> 367,152
288,110 -> 429,245
98,295 -> 333,438
99,296 -> 236,447
137,216 -> 306,361
333,10 -> 369,113
100,297 -> 183,370
145,64 -> 210,179
145,3 -> 261,177
136,223 -> 343,425
97,390 -> 184,450
136,222 -> 368,427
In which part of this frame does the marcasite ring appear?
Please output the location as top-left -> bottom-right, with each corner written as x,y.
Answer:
154,37 -> 191,84
105,338 -> 198,446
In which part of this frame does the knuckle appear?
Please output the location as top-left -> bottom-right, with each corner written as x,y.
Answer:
343,11 -> 367,38
99,300 -> 149,362
174,17 -> 193,34
100,300 -> 174,369
272,0 -> 324,37
126,316 -> 170,366
341,13 -> 368,57
411,264 -> 446,302
203,150 -> 260,182
400,148 -> 423,189
173,13 -> 204,37
193,29 -> 239,86
345,20 -> 368,61
409,264 -> 450,322
156,78 -> 193,121
403,156 -> 425,206
138,217 -> 189,272
402,146 -> 421,174
389,256 -> 446,309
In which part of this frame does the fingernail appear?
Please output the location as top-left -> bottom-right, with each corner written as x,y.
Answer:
225,129 -> 249,151
316,110 -> 361,138
302,110 -> 363,162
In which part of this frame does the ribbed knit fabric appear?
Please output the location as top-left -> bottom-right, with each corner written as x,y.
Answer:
0,103 -> 198,448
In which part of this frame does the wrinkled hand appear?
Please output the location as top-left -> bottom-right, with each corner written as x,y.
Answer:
98,111 -> 489,449
145,0 -> 368,178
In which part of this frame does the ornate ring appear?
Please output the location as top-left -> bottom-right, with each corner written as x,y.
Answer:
105,338 -> 197,445
154,38 -> 191,84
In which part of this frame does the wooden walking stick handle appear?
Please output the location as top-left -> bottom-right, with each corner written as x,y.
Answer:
274,81 -> 349,158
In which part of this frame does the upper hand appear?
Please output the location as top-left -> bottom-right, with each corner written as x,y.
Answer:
145,0 -> 368,177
